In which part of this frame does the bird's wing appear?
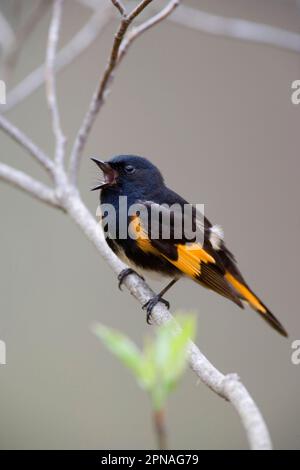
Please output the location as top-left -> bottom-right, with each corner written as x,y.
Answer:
129,201 -> 243,307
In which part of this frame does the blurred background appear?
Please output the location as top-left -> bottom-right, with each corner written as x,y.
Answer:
0,0 -> 299,450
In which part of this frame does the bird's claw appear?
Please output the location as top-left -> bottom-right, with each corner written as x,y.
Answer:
142,295 -> 170,325
118,268 -> 144,290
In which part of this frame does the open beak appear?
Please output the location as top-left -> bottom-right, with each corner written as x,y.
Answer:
90,158 -> 118,191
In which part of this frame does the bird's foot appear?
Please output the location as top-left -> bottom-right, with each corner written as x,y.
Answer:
118,268 -> 144,290
142,295 -> 170,325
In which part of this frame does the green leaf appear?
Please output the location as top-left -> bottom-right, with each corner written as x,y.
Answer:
139,339 -> 156,390
155,314 -> 196,393
92,323 -> 144,383
92,313 -> 197,411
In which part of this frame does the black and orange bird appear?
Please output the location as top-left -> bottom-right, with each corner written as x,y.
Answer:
91,155 -> 287,337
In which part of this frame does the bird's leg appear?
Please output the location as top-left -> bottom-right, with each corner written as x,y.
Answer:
118,268 -> 145,290
143,278 -> 178,324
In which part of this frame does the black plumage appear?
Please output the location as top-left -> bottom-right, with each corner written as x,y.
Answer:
91,155 -> 287,337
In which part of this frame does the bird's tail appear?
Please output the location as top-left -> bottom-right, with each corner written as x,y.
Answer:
225,272 -> 288,337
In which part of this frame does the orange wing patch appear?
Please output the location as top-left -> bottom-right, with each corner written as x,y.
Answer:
169,243 -> 215,278
129,215 -> 216,278
225,272 -> 267,314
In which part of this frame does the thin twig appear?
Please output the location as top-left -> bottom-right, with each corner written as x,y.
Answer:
6,1 -> 299,115
0,163 -> 59,208
170,5 -> 300,53
83,0 -> 300,54
97,0 -> 155,100
111,0 -> 126,16
69,0 -> 153,185
119,0 -> 180,61
153,408 -> 167,450
69,0 -> 177,185
126,0 -> 152,21
46,0 -> 66,167
0,114 -> 55,175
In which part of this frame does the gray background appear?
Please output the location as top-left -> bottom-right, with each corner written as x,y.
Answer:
0,0 -> 299,449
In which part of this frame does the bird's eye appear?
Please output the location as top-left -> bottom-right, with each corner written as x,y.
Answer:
124,164 -> 136,174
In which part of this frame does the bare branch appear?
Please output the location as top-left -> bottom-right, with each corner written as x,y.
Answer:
0,114 -> 55,175
0,162 -> 59,208
119,0 -> 180,62
95,0 -> 153,103
69,0 -> 178,185
84,1 -> 300,54
111,0 -> 126,16
63,193 -> 272,450
1,5 -> 113,114
127,0 -> 152,21
170,5 -> 300,54
46,0 -> 66,167
221,374 -> 272,450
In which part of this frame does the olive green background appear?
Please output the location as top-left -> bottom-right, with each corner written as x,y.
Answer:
0,0 -> 299,449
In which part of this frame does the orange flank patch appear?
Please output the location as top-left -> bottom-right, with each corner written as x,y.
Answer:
225,272 -> 267,314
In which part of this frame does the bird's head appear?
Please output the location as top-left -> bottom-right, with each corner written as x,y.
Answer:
90,155 -> 164,197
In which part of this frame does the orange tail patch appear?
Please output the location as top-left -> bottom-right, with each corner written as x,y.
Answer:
225,271 -> 288,337
225,272 -> 266,314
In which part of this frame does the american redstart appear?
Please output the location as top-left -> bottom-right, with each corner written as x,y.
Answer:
91,155 -> 287,337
